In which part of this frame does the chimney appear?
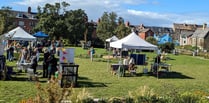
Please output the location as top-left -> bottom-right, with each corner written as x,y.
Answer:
203,23 -> 207,30
97,18 -> 100,23
125,21 -> 130,27
28,7 -> 31,14
140,24 -> 144,29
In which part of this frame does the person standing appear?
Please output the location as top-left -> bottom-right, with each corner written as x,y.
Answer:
30,51 -> 38,74
90,46 -> 95,62
8,44 -> 14,61
19,47 -> 28,63
112,48 -> 117,58
47,54 -> 58,82
42,48 -> 50,78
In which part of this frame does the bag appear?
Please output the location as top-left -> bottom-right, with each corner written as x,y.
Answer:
92,49 -> 95,54
48,64 -> 52,71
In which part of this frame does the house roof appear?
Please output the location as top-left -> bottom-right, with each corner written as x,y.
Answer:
136,25 -> 173,35
173,23 -> 203,31
148,26 -> 174,34
10,10 -> 37,20
180,31 -> 194,37
191,28 -> 209,38
138,28 -> 150,33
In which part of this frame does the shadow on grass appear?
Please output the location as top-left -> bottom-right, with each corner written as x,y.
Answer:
140,71 -> 194,79
7,76 -> 28,81
76,76 -> 108,88
77,81 -> 108,88
4,71 -> 47,82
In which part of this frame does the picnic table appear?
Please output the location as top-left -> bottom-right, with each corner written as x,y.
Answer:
111,64 -> 129,76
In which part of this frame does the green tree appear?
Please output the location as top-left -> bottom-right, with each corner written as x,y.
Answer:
96,12 -> 117,42
34,2 -> 70,39
146,36 -> 158,45
64,9 -> 87,46
114,17 -> 131,39
0,6 -> 15,34
159,42 -> 175,53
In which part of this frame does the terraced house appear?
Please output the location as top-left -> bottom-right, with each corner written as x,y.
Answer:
10,7 -> 38,33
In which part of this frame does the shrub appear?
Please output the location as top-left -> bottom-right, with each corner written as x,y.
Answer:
128,86 -> 159,103
21,83 -> 209,103
21,82 -> 93,103
159,42 -> 175,53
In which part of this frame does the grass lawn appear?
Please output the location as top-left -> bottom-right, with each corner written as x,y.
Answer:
0,47 -> 209,102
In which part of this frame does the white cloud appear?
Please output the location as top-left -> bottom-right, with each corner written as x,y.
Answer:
13,0 -> 209,27
126,9 -> 209,27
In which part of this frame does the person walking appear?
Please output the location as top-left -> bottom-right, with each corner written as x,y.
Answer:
90,46 -> 95,62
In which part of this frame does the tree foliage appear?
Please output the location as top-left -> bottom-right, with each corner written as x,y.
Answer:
114,17 -> 131,39
159,42 -> 175,53
96,12 -> 117,42
34,2 -> 69,39
146,36 -> 158,45
0,6 -> 15,34
64,9 -> 87,45
34,2 -> 87,46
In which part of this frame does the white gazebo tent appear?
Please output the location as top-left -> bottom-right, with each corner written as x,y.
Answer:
110,32 -> 157,50
106,35 -> 119,42
110,32 -> 159,77
105,35 -> 119,49
5,26 -> 36,41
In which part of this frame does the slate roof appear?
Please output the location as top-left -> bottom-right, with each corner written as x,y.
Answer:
191,28 -> 209,38
138,28 -> 150,33
180,31 -> 194,38
136,25 -> 173,35
10,10 -> 37,20
173,23 -> 203,31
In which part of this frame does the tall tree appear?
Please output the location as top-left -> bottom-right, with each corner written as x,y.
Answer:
114,17 -> 131,39
0,6 -> 15,34
34,2 -> 70,39
96,12 -> 117,42
64,9 -> 87,46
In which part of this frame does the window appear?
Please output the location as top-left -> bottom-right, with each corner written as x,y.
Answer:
18,21 -> 24,26
148,32 -> 151,36
30,22 -> 35,27
17,13 -> 23,17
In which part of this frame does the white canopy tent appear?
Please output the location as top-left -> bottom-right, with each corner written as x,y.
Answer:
105,35 -> 119,49
110,32 -> 158,50
106,35 -> 119,42
5,27 -> 36,41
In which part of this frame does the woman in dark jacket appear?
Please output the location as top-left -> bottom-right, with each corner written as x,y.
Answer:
42,49 -> 50,78
47,54 -> 58,81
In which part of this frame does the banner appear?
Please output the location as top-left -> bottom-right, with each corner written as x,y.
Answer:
59,48 -> 74,63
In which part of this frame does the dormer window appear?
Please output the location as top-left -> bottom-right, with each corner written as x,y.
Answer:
17,13 -> 23,17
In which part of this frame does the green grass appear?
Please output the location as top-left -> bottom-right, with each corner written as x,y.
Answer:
1,47 -> 209,102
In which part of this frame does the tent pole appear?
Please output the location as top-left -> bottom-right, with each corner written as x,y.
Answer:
107,47 -> 110,72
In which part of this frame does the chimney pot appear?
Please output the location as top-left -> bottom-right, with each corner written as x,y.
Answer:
28,7 -> 31,14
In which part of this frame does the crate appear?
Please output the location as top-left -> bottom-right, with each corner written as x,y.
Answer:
59,63 -> 79,88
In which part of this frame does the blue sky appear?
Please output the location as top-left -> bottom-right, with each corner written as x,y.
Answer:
1,0 -> 209,27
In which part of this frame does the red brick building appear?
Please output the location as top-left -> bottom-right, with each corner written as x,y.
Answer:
11,7 -> 38,33
138,28 -> 154,40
